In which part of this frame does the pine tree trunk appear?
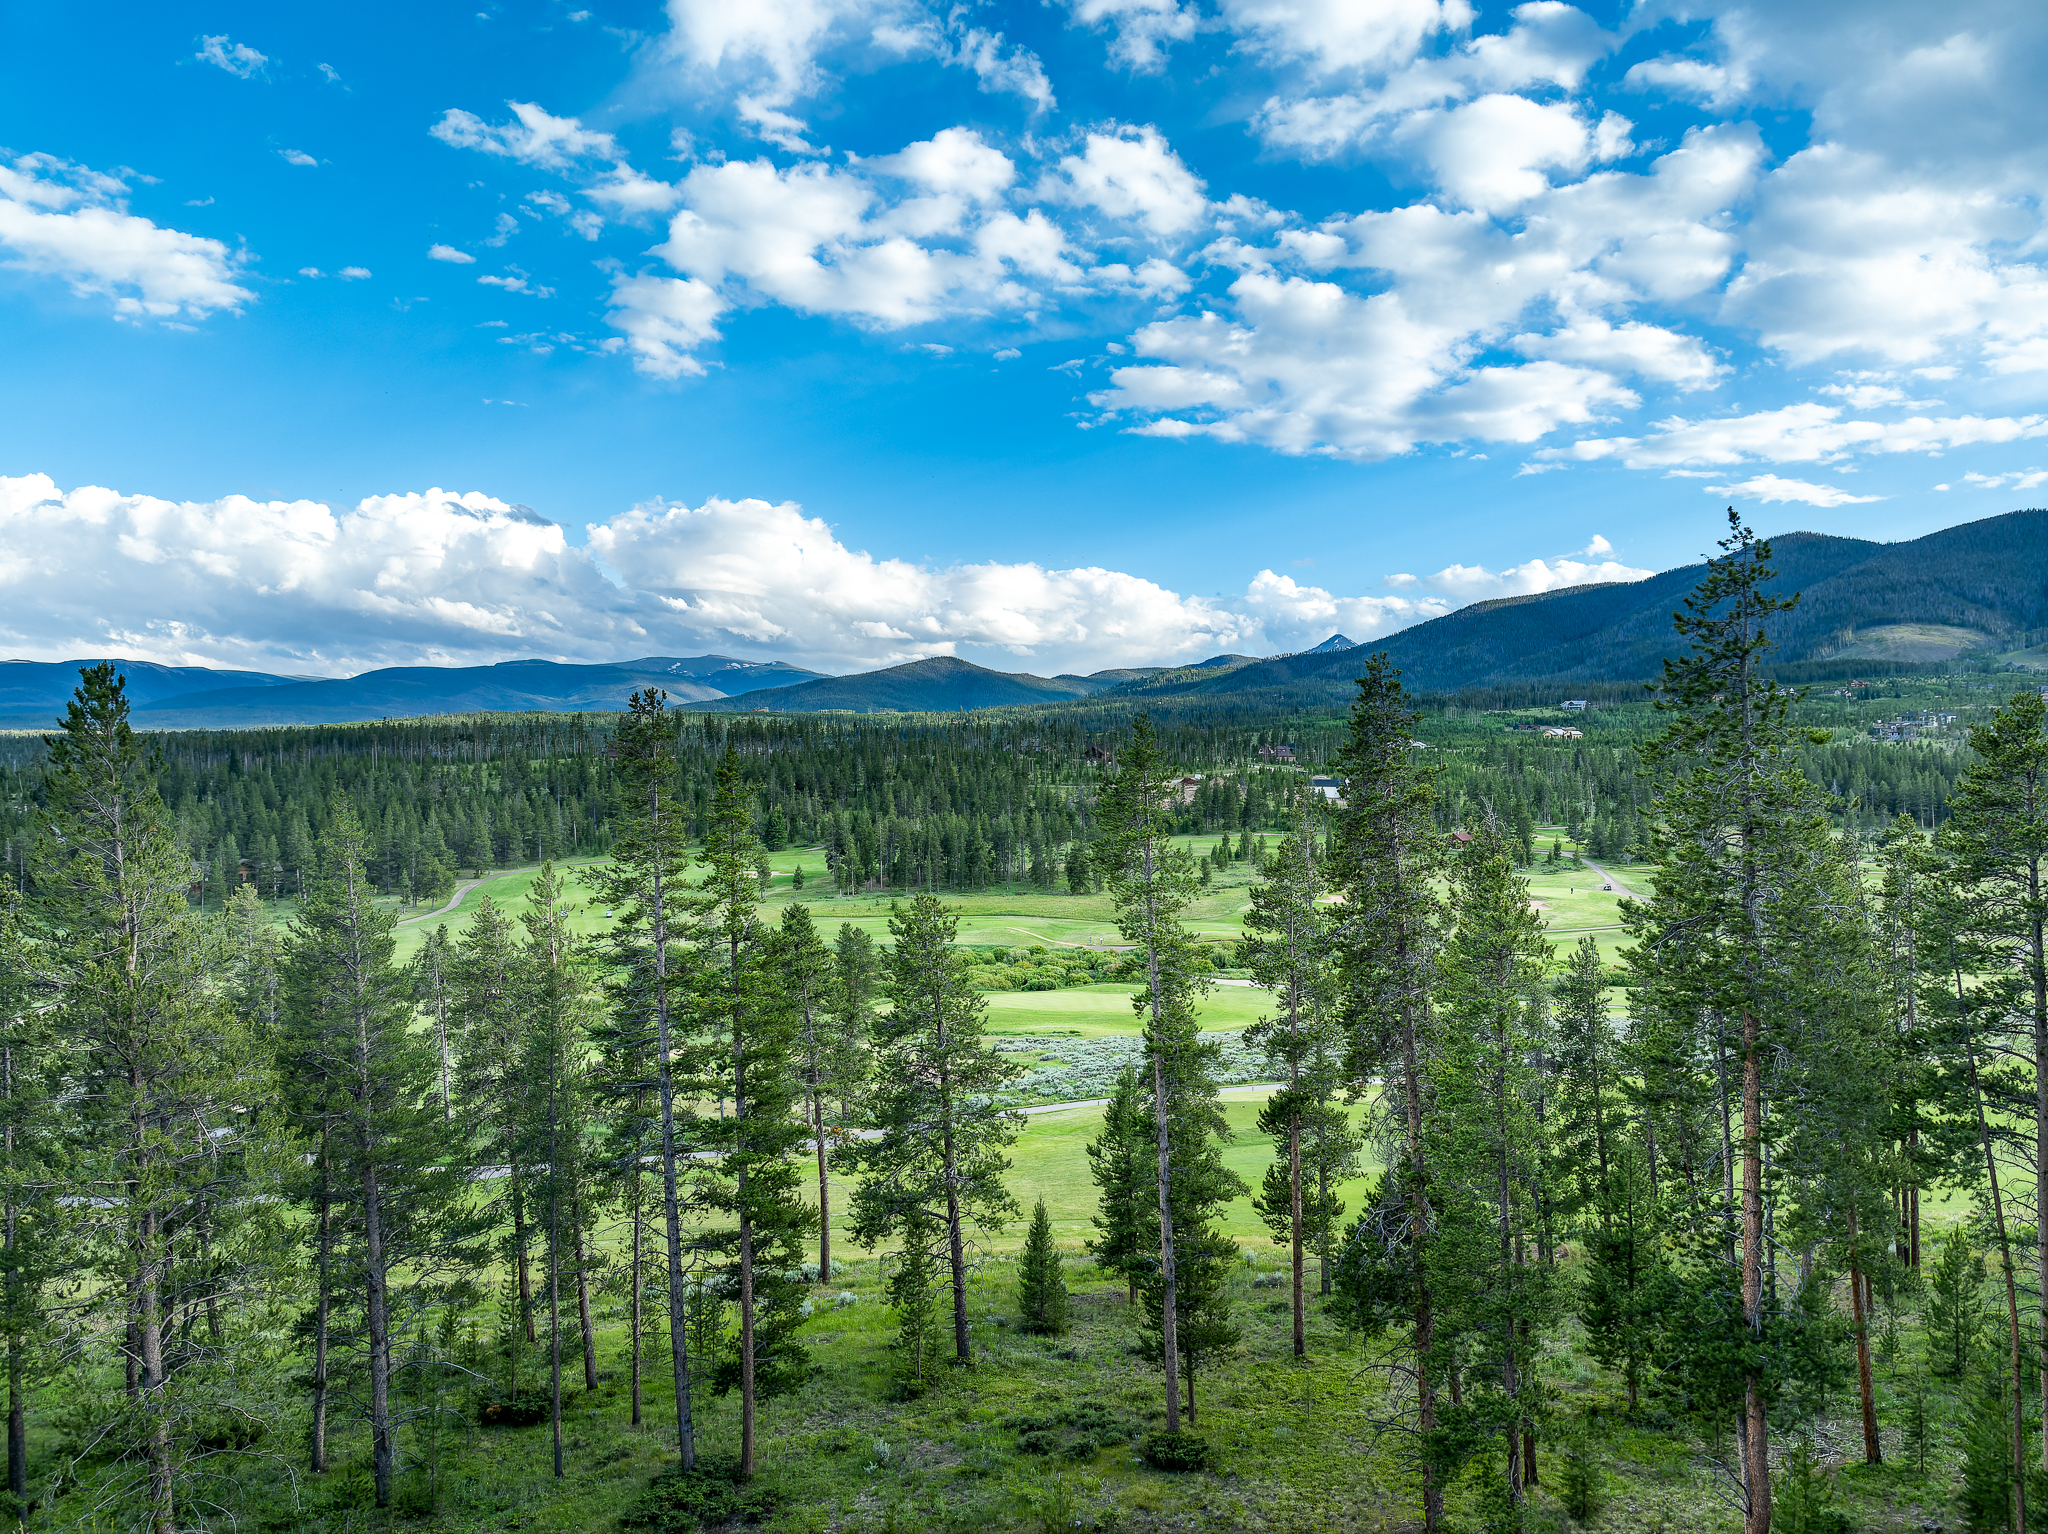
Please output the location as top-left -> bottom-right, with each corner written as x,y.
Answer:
135,1190 -> 174,1534
1134,824 -> 1182,1438
7,1332 -> 22,1506
1149,1039 -> 1180,1433
550,1219 -> 564,1477
1289,1108 -> 1304,1358
942,1053 -> 971,1364
735,975 -> 758,1479
2035,871 -> 2047,1476
1961,967 -> 2029,1534
1740,1010 -> 1769,1534
312,1133 -> 331,1473
629,1178 -> 643,1427
575,1223 -> 598,1392
513,1169 -> 536,1344
1400,989 -> 1439,1531
1498,1023 -> 1522,1515
363,1153 -> 394,1509
1317,1140 -> 1333,1297
739,1207 -> 756,1477
814,1087 -> 831,1280
1847,1209 -> 1880,1464
649,849 -> 695,1468
3,1072 -> 21,1506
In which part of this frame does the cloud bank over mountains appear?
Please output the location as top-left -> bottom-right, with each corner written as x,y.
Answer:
0,473 -> 1649,676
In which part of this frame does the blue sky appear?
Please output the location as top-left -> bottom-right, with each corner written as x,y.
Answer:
3,0 -> 2046,676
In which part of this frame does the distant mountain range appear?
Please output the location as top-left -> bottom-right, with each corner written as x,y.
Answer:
1136,508 -> 2048,703
8,510 -> 2040,729
697,510 -> 2047,714
0,656 -> 824,729
672,651 -> 1271,714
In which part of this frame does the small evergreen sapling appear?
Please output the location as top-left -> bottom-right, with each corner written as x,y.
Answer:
1017,1199 -> 1069,1335
889,1207 -> 944,1395
1902,1370 -> 1930,1475
1085,1068 -> 1153,1305
1775,1436 -> 1850,1534
1554,1417 -> 1604,1523
1927,1226 -> 1983,1376
1960,1365 -> 2017,1534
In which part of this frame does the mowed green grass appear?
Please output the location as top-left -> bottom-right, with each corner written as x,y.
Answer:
807,1087 -> 1388,1269
982,982 -> 1271,1038
372,831 -> 1642,966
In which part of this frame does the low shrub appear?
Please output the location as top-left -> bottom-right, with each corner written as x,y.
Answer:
477,1390 -> 549,1427
1138,1430 -> 1212,1472
619,1454 -> 777,1532
1006,1401 -> 1132,1461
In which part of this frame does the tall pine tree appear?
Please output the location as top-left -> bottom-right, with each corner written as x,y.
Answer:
1622,511 -> 1868,1534
1095,715 -> 1233,1438
689,748 -> 813,1475
1242,802 -> 1345,1356
1940,686 -> 2048,1465
283,794 -> 480,1509
31,665 -> 283,1532
594,689 -> 706,1465
849,893 -> 1020,1366
1328,656 -> 1449,1531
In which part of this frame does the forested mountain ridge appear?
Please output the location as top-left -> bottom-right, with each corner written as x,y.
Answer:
1119,510 -> 2048,701
697,510 -> 2044,716
4,654 -> 831,728
0,657 -> 320,719
682,654 -> 1130,713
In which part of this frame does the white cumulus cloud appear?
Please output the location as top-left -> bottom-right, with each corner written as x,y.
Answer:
1705,474 -> 1885,507
430,101 -> 621,169
195,35 -> 268,79
1040,124 -> 1209,238
1547,403 -> 2048,469
0,153 -> 252,321
1067,0 -> 1196,71
1387,536 -> 1654,601
603,273 -> 728,378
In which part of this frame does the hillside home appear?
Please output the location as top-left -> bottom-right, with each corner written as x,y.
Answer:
1309,775 -> 1344,801
1560,699 -> 1588,711
1256,743 -> 1297,761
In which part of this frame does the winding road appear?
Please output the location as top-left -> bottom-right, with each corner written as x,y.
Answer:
395,876 -> 487,926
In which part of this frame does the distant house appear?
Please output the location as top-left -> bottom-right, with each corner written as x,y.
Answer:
1256,743 -> 1297,762
1084,743 -> 1114,763
1540,727 -> 1584,740
1560,699 -> 1589,711
1308,775 -> 1345,802
1174,775 -> 1204,804
1449,830 -> 1474,846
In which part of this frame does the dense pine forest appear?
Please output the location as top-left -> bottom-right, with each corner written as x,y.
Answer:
0,665 -> 1983,910
2,513 -> 2047,1532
